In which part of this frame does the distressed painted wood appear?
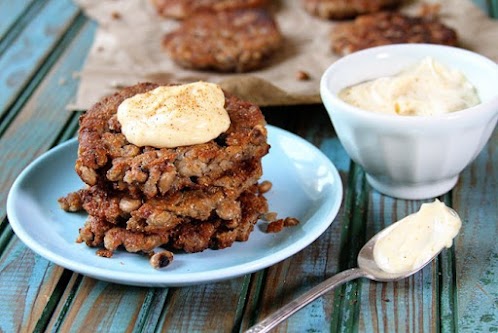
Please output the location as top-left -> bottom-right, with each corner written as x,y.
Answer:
0,0 -> 79,121
47,272 -> 248,332
0,235 -> 66,333
155,278 -> 249,332
46,278 -> 167,333
0,19 -> 93,218
0,0 -> 34,43
454,129 -> 497,332
0,20 -> 94,333
329,164 -> 369,333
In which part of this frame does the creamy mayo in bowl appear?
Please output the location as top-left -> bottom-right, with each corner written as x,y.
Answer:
339,57 -> 480,116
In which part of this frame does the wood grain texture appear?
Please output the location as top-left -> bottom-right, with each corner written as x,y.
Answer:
0,0 -> 79,121
0,0 -> 34,42
0,236 -> 65,333
0,20 -> 94,219
46,278 -> 161,333
453,128 -> 497,332
156,277 -> 249,332
0,19 -> 93,333
330,163 -> 368,333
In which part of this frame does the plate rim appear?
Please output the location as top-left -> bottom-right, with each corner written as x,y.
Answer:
7,125 -> 343,286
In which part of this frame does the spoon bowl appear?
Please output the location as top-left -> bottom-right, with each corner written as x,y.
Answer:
356,230 -> 441,282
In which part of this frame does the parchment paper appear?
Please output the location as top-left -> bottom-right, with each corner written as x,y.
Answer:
71,0 -> 498,109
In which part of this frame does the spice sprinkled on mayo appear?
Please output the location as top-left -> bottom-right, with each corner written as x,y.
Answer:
373,199 -> 461,274
339,57 -> 480,116
117,82 -> 230,148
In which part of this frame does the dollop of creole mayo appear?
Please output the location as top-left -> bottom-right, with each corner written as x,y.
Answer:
117,82 -> 230,148
339,57 -> 480,116
373,199 -> 461,274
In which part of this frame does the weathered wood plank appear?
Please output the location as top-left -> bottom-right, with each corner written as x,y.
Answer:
130,288 -> 171,332
45,278 -> 166,333
437,193 -> 458,333
0,0 -> 34,43
0,19 -> 93,219
45,273 -> 170,333
0,236 -> 66,333
0,0 -> 79,122
330,163 -> 369,333
155,278 -> 249,332
454,128 -> 497,332
0,19 -> 93,333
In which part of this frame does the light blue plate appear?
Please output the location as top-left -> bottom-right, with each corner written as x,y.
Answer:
7,125 -> 343,287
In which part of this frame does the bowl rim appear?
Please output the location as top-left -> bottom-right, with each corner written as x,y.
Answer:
320,43 -> 498,125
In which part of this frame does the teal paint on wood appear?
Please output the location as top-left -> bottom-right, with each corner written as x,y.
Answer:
0,0 -> 34,42
0,237 -> 64,333
357,198 -> 439,332
0,0 -> 79,120
44,274 -> 83,332
0,18 -> 94,333
50,278 -> 152,333
131,288 -> 171,332
0,20 -> 95,219
329,163 -> 368,333
454,129 -> 498,333
157,277 -> 249,332
438,194 -> 458,333
239,271 -> 266,331
492,0 -> 498,17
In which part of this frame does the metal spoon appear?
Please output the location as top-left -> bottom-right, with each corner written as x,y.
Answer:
245,228 -> 444,333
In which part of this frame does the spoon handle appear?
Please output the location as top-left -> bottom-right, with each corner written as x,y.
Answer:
245,268 -> 366,333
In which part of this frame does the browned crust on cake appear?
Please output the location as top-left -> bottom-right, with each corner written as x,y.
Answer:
302,0 -> 401,20
331,11 -> 458,56
151,0 -> 269,19
162,9 -> 283,72
75,82 -> 269,198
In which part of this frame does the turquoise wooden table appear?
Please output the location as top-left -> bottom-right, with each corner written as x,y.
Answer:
1,1 -> 497,332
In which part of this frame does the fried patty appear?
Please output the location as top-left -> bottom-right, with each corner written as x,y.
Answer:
60,161 -> 262,234
75,82 -> 269,198
151,0 -> 268,19
302,0 -> 401,20
73,184 -> 268,253
162,9 -> 283,72
331,11 -> 458,56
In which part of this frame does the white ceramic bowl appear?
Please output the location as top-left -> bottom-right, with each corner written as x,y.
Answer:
320,44 -> 498,200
